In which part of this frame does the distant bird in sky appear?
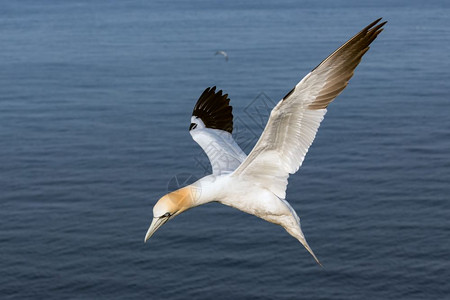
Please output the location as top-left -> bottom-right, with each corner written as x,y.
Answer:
215,50 -> 229,61
145,19 -> 386,265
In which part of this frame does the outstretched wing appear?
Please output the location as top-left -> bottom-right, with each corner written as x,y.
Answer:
190,87 -> 246,175
232,18 -> 386,198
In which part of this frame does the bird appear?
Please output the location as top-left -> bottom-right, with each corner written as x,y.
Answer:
145,18 -> 386,265
215,50 -> 229,61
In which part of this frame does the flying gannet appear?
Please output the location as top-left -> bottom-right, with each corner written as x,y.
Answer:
145,18 -> 386,265
215,50 -> 229,61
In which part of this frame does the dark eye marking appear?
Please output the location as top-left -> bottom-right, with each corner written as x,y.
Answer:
162,212 -> 171,218
189,123 -> 197,131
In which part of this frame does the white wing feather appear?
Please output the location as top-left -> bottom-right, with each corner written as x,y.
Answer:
191,125 -> 247,175
232,19 -> 386,199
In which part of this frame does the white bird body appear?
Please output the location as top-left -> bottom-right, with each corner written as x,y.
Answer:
194,174 -> 289,219
145,19 -> 386,265
179,170 -> 318,261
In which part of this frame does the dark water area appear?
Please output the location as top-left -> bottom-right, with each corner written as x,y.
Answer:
1,1 -> 449,299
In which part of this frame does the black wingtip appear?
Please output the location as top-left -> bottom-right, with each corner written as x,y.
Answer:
192,86 -> 233,134
311,18 -> 387,73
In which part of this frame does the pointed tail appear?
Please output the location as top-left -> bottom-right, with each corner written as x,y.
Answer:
298,235 -> 322,267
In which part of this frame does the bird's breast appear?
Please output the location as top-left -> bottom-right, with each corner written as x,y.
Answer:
202,175 -> 291,220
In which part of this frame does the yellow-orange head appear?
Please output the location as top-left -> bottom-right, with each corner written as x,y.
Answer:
144,186 -> 199,242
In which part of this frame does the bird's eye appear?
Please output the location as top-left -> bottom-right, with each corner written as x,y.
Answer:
162,212 -> 171,218
189,123 -> 197,130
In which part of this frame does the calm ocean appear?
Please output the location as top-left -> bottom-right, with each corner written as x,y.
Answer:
1,0 -> 449,299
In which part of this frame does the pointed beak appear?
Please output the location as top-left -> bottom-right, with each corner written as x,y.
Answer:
144,216 -> 170,243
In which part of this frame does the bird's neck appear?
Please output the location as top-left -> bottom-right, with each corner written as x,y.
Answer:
189,175 -> 224,207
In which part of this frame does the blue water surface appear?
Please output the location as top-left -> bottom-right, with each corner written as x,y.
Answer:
1,1 -> 449,299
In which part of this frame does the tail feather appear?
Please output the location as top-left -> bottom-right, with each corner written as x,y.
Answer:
298,235 -> 322,267
280,203 -> 322,267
